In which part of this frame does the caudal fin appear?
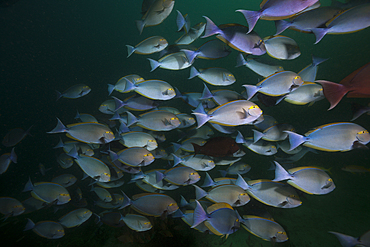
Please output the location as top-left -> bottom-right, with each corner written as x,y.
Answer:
236,10 -> 261,34
316,80 -> 348,110
201,16 -> 222,38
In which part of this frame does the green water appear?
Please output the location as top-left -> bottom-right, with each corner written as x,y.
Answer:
1,0 -> 370,246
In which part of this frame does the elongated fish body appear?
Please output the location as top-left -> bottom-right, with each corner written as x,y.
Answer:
120,131 -> 157,151
116,147 -> 154,167
23,179 -> 71,205
273,162 -> 335,195
253,123 -> 294,142
244,179 -> 301,208
59,208 -> 92,228
24,219 -> 65,239
73,154 -> 111,182
313,3 -> 370,43
176,113 -> 196,129
236,54 -> 283,77
275,6 -> 341,35
148,52 -> 191,71
201,86 -> 242,106
298,56 -> 328,82
134,80 -> 176,100
244,71 -> 303,99
121,214 -> 152,232
202,17 -> 266,56
192,100 -> 263,128
194,184 -> 250,207
0,197 -> 25,217
51,174 -> 77,188
56,84 -> 91,100
263,35 -> 301,60
236,0 -> 319,33
182,39 -> 231,64
47,118 -> 115,144
329,230 -> 370,247
175,154 -> 215,171
236,133 -> 277,156
127,110 -> 181,131
189,67 -> 236,86
284,82 -> 324,105
108,74 -> 145,95
126,36 -> 168,57
286,122 -> 370,151
160,166 -> 200,186
136,0 -> 175,34
2,127 -> 31,147
241,216 -> 288,242
123,193 -> 178,217
175,22 -> 206,45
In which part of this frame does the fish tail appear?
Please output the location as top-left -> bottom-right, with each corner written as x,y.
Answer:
192,104 -> 210,129
312,28 -> 329,44
193,185 -> 207,200
329,231 -> 359,247
243,84 -> 260,100
23,218 -> 35,231
201,16 -> 222,38
155,170 -> 165,184
118,191 -> 131,210
108,150 -> 119,162
67,145 -> 79,159
126,45 -> 135,58
252,129 -> 264,143
191,200 -> 208,228
199,83 -> 213,100
176,10 -> 186,32
135,20 -> 145,35
284,131 -> 307,151
171,143 -> 182,153
172,153 -> 182,167
236,9 -> 261,34
111,96 -> 125,112
147,58 -> 160,72
316,80 -> 348,110
236,174 -> 251,190
107,84 -> 115,95
56,90 -> 63,101
191,142 -> 202,156
74,110 -> 81,120
311,55 -> 329,67
53,137 -> 64,149
235,131 -> 245,144
189,66 -> 200,79
236,53 -> 247,67
201,172 -> 215,187
181,49 -> 198,64
9,148 -> 17,164
272,161 -> 292,182
219,170 -> 227,177
350,102 -> 370,121
118,122 -> 130,134
126,111 -> 138,127
23,177 -> 33,192
174,87 -> 183,99
47,118 -> 67,134
109,111 -> 122,121
274,20 -> 291,35
179,195 -> 189,207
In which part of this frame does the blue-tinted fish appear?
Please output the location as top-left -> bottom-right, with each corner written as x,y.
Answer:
51,174 -> 77,188
119,131 -> 158,151
24,219 -> 64,239
330,230 -> 370,247
127,110 -> 181,131
75,110 -> 98,123
120,214 -> 153,232
0,148 -> 17,174
181,39 -> 231,64
126,36 -> 168,57
236,53 -> 284,77
56,84 -> 91,101
175,22 -> 206,45
201,84 -> 242,106
298,56 -> 328,82
189,67 -> 236,86
236,131 -> 277,156
157,166 -> 200,186
108,74 -> 145,95
117,79 -> 176,100
176,10 -> 191,33
59,208 -> 92,228
283,82 -> 324,105
0,197 -> 25,219
253,123 -> 294,143
109,147 -> 154,167
263,35 -> 301,60
148,51 -> 191,71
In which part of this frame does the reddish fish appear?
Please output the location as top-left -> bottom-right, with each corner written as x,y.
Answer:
317,62 -> 370,110
191,136 -> 243,157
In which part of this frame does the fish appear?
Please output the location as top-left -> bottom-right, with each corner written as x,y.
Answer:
342,165 -> 370,173
121,192 -> 178,217
274,6 -> 341,35
202,16 -> 266,56
194,184 -> 250,207
57,153 -> 74,169
148,51 -> 191,71
99,99 -> 127,114
298,56 -> 329,82
176,10 -> 191,33
236,53 -> 284,78
120,214 -> 152,232
192,100 -> 263,128
236,131 -> 277,156
219,162 -> 251,177
200,84 -> 242,106
126,36 -> 168,57
329,230 -> 370,247
127,110 -> 181,131
253,123 -> 294,143
108,74 -> 145,95
91,186 -> 112,202
156,166 -> 200,186
68,147 -> 111,182
192,201 -> 240,237
172,154 -> 215,171
312,3 -> 370,43
119,131 -> 158,151
191,136 -> 244,157
0,148 -> 17,174
236,175 -> 302,208
283,82 -> 324,105
243,71 -> 304,100
285,122 -> 370,151
22,197 -> 45,214
273,161 -> 336,195
351,102 -> 370,121
58,208 -> 92,228
176,113 -> 196,129
51,174 -> 77,188
181,39 -> 231,64
175,22 -> 206,45
47,118 -> 115,144
109,147 -> 154,167
189,67 -> 236,86
2,126 -> 32,147
23,178 -> 71,205
254,115 -> 278,131
56,84 -> 91,100
136,0 -> 175,34
263,35 -> 301,60
24,219 -> 64,239
236,0 -> 319,33
317,62 -> 370,110
0,197 -> 25,219
241,215 -> 288,242
75,110 -> 98,123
